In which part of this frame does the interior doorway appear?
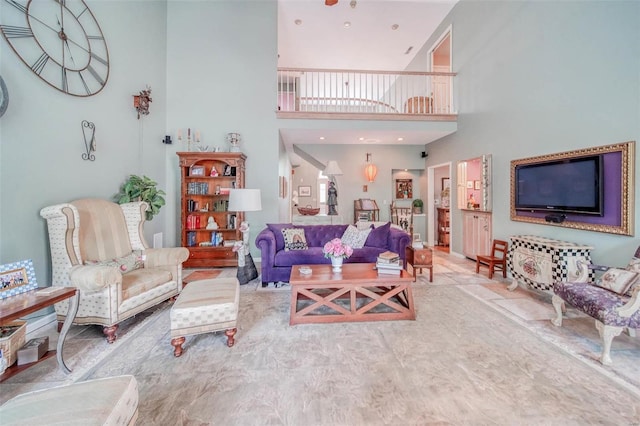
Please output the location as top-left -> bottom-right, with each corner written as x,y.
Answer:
427,162 -> 451,252
429,26 -> 452,114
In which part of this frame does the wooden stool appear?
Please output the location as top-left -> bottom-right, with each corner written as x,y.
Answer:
0,375 -> 138,425
170,278 -> 239,357
404,246 -> 433,282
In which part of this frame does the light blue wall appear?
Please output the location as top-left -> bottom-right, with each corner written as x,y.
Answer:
165,1 -> 278,254
0,1 -> 168,283
420,1 -> 640,264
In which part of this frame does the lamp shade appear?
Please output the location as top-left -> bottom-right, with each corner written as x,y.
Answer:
364,163 -> 378,182
324,160 -> 343,176
228,189 -> 262,212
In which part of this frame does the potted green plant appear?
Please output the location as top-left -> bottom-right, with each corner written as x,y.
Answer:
412,198 -> 424,214
115,175 -> 165,221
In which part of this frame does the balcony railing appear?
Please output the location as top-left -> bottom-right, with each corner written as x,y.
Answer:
277,68 -> 456,119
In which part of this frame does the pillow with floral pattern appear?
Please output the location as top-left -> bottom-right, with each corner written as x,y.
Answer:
84,250 -> 145,274
595,267 -> 639,295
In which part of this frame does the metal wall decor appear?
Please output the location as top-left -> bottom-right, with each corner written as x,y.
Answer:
81,120 -> 96,161
133,87 -> 152,119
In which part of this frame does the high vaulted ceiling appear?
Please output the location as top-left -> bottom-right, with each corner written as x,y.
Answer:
277,0 -> 458,163
278,0 -> 457,71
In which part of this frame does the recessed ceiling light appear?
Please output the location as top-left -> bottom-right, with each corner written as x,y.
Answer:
319,137 -> 325,140
359,137 -> 365,141
344,21 -> 351,28
294,19 -> 302,25
397,137 -> 404,141
391,24 -> 399,30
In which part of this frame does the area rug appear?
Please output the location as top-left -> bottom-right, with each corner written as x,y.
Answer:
182,270 -> 222,285
73,284 -> 640,425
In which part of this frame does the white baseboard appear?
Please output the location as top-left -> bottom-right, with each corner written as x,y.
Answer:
25,313 -> 57,338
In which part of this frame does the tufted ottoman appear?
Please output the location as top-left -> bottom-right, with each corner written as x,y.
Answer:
0,375 -> 138,425
170,277 -> 239,357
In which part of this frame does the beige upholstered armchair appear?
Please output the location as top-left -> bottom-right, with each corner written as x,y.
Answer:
40,198 -> 189,343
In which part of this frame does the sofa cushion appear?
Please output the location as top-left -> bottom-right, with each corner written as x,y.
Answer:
282,228 -> 308,251
341,225 -> 371,249
84,250 -> 144,274
365,222 -> 391,248
275,247 -> 328,266
267,223 -> 293,251
596,268 -> 639,295
122,268 -> 172,300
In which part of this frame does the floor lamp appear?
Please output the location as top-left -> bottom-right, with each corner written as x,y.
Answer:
324,160 -> 343,215
228,188 -> 262,284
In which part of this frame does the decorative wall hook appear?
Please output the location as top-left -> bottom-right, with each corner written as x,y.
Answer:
133,86 -> 152,119
81,120 -> 96,161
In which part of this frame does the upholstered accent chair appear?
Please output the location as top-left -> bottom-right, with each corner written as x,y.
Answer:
551,246 -> 640,365
40,198 -> 189,343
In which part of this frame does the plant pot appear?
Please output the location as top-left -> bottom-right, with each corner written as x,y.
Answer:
413,207 -> 423,214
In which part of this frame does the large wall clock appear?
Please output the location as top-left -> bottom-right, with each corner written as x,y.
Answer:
0,0 -> 109,97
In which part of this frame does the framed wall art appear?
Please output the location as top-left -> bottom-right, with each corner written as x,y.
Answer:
299,186 -> 311,197
395,179 -> 412,199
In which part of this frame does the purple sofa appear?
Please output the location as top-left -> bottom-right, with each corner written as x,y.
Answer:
255,223 -> 411,286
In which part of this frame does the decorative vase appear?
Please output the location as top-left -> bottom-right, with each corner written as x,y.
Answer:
331,256 -> 343,272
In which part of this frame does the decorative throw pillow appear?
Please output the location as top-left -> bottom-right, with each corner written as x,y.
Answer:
282,228 -> 308,251
365,222 -> 391,248
595,268 -> 639,295
267,223 -> 293,251
341,225 -> 371,249
84,250 -> 145,274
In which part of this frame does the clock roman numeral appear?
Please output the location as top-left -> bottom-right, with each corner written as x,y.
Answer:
4,0 -> 27,14
0,25 -> 33,38
31,53 -> 49,75
90,51 -> 108,66
61,68 -> 68,92
87,35 -> 104,41
77,71 -> 91,95
86,65 -> 104,85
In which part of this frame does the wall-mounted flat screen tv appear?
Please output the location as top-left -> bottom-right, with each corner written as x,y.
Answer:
514,154 -> 604,216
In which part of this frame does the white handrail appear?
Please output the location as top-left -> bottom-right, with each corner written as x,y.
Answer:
277,68 -> 456,115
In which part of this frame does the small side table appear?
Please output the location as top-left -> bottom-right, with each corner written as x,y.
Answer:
404,246 -> 433,282
0,287 -> 79,380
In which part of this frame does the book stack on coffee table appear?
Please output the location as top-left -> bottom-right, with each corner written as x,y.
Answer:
376,251 -> 403,275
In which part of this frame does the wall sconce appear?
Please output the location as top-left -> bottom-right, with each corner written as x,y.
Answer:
133,86 -> 152,119
364,153 -> 378,182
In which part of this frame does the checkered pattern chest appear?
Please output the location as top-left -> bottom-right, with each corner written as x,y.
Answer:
508,235 -> 594,291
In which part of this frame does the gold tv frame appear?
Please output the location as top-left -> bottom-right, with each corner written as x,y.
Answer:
510,141 -> 635,236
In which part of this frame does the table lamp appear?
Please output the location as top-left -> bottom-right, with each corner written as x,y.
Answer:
228,189 -> 262,284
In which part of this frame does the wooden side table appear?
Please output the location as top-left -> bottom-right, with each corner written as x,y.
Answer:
0,287 -> 79,381
404,246 -> 433,282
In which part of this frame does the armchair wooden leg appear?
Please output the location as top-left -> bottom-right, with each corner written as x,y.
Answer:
225,328 -> 237,347
103,325 -> 119,344
171,337 -> 185,357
